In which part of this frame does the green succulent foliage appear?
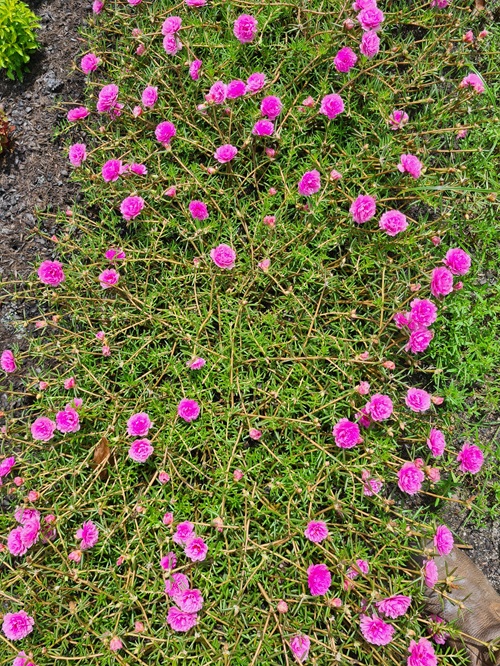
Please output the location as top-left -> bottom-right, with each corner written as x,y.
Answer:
0,0 -> 40,80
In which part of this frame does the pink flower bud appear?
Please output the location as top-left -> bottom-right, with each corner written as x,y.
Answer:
133,105 -> 143,117
431,236 -> 441,246
233,469 -> 243,481
382,360 -> 395,370
277,600 -> 288,613
344,18 -> 355,29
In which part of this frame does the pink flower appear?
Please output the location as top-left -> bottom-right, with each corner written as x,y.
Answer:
360,614 -> 394,645
207,81 -> 227,104
92,0 -> 104,12
360,30 -> 380,58
430,267 -> 453,298
334,47 -> 357,72
13,651 -> 36,666
2,611 -> 34,641
233,14 -> 258,43
365,393 -> 393,421
246,72 -> 266,94
261,95 -> 282,119
15,508 -> 40,524
38,260 -> 65,286
67,106 -> 90,121
68,549 -> 82,563
98,268 -> 120,289
330,169 -> 342,181
163,33 -> 182,55
434,525 -> 453,556
167,606 -> 198,632
102,159 -> 122,182
252,119 -> 274,136
332,418 -> 363,448
173,521 -> 194,544
443,248 -> 471,275
120,196 -> 144,220
352,0 -> 377,10
363,475 -> 383,495
128,438 -> 154,462
19,517 -> 40,549
165,572 -> 190,597
75,520 -> 99,550
456,442 -> 484,473
165,186 -> 177,197
102,345 -> 110,356
427,428 -> 445,457
1,349 -> 16,373
64,376 -> 76,390
142,86 -> 158,108
233,468 -> 243,481
226,79 -> 246,98
289,634 -> 310,663
249,428 -> 262,440
406,328 -> 434,354
127,412 -> 151,437
376,595 -> 411,619
185,536 -> 208,561
397,462 -> 425,495
189,59 -> 202,80
379,210 -> 408,236
214,144 -> 238,163
277,600 -> 288,613
162,16 -> 182,34
0,455 -> 15,477
81,53 -> 99,74
428,615 -> 449,644
263,215 -> 276,227
357,381 -> 370,395
350,194 -> 376,224
407,638 -> 438,666
185,0 -> 207,5
175,588 -> 204,613
319,93 -> 344,120
97,84 -> 119,112
7,528 -> 28,556
55,407 -> 80,433
258,258 -> 271,272
210,244 -> 236,269
160,552 -> 177,569
409,299 -> 437,327
155,121 -> 176,145
298,170 -> 321,196
307,563 -> 331,596
304,520 -> 329,543
423,559 -> 439,588
459,73 -> 485,94
463,30 -> 474,43
68,143 -> 87,167
405,388 -> 432,412
189,200 -> 209,220
187,357 -> 206,370
346,558 -> 369,580
163,511 -> 174,525
126,162 -> 147,176
430,0 -> 449,6
31,417 -> 56,441
398,154 -> 422,179
177,398 -> 200,422
389,109 -> 409,130
357,7 -> 384,31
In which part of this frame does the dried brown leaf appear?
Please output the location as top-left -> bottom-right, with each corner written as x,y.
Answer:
92,436 -> 111,480
475,0 -> 485,10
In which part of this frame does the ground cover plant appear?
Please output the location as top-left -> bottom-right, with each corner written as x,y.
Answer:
0,0 -> 499,664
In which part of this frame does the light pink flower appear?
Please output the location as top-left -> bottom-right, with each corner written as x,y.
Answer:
7,528 -> 28,556
434,525 -> 454,556
165,572 -> 189,596
332,418 -> 363,448
55,407 -> 80,433
189,200 -> 209,220
360,614 -> 394,645
165,186 -> 177,197
186,0 -> 207,5
263,214 -> 276,227
430,267 -> 454,298
185,536 -> 208,561
258,258 -> 271,272
277,600 -> 288,613
233,468 -> 243,481
12,651 -> 36,666
357,7 -> 384,31
444,248 -> 471,275
210,244 -> 236,269
363,475 -> 383,496
389,109 -> 409,130
423,559 -> 439,588
226,79 -> 246,98
92,0 -> 104,12
102,159 -> 122,182
109,636 -> 122,652
405,388 -> 432,412
97,84 -> 119,113
1,611 -> 34,641
398,154 -> 422,179
38,260 -> 65,286
379,210 -> 408,236
407,638 -> 438,666
246,72 -> 266,94
298,170 -> 321,196
366,393 -> 393,421
356,381 -> 370,395
249,428 -> 262,440
67,106 -> 90,122
68,143 -> 87,167
319,93 -> 344,119
163,33 -> 182,55
163,512 -> 174,525
304,520 -> 328,543
334,47 -> 357,72
189,59 -> 202,80
233,14 -> 258,43
398,462 -> 425,495
376,595 -> 411,619
128,438 -> 154,462
406,328 -> 434,354
360,30 -> 380,58
252,119 -> 274,136
175,588 -> 204,613
31,417 -> 56,441
350,194 -> 376,223
160,552 -> 177,569
155,121 -> 176,145
307,563 -> 331,596
289,634 -> 310,663
98,268 -> 120,289
120,196 -> 144,220
261,95 -> 282,119
64,376 -> 76,389
173,521 -> 194,544
214,144 -> 238,163
167,606 -> 198,632
142,86 -> 158,108
81,53 -> 100,74
75,520 -> 99,550
330,169 -> 342,180
68,549 -> 82,563
456,442 -> 484,473
1,349 -> 16,373
162,16 -> 182,34
346,558 -> 369,580
459,73 -> 485,94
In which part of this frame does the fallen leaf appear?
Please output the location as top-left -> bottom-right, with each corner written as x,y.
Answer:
92,436 -> 111,480
475,0 -> 485,9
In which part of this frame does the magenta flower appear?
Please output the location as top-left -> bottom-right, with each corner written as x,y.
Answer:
298,170 -> 321,196
307,563 -> 331,596
332,418 -> 363,448
173,521 -> 195,544
76,520 -> 99,550
444,248 -> 471,275
427,428 -> 445,457
177,398 -> 200,422
102,159 -> 123,182
189,200 -> 209,220
363,473 -> 383,496
365,393 -> 393,421
185,536 -> 208,561
126,162 -> 147,176
7,529 -> 28,556
252,119 -> 274,136
38,260 -> 65,286
430,267 -> 453,298
226,79 -> 246,98
397,462 -> 425,495
1,611 -> 34,641
210,244 -> 236,269
376,595 -> 411,619
81,53 -> 100,74
67,106 -> 90,122
15,508 -> 40,524
142,86 -> 158,108
407,638 -> 438,666
162,511 -> 173,525
20,517 -> 40,549
162,16 -> 182,34
97,84 -> 119,112
99,268 -> 120,289
423,559 -> 439,588
352,0 -> 377,10
304,520 -> 329,543
456,442 -> 484,474
431,0 -> 449,6
389,109 -> 409,130
1,349 -> 16,373
106,248 -> 126,262
165,572 -> 190,597
357,7 -> 384,31
128,438 -> 154,462
160,552 -> 177,569
207,81 -> 227,104
334,47 -> 357,73
167,606 -> 198,632
260,95 -> 282,119
319,93 -> 344,120
246,72 -> 266,94
459,73 -> 485,94
175,588 -> 204,613
31,416 -> 56,441
0,455 -> 16,477
214,144 -> 238,163
379,210 -> 408,236
185,0 -> 207,5
189,59 -> 202,80
56,407 -> 80,433
289,634 -> 310,663
406,328 -> 434,354
428,615 -> 449,645
120,196 -> 144,221
92,0 -> 104,12
359,614 -> 394,646
346,558 -> 369,579
409,299 -> 437,327
163,33 -> 182,55
155,121 -> 176,145
405,388 -> 432,412
398,154 -> 422,179
68,143 -> 87,167
127,412 -> 151,437
350,194 -> 376,224
360,30 -> 380,58
233,14 -> 258,43
434,525 -> 454,556
187,357 -> 206,370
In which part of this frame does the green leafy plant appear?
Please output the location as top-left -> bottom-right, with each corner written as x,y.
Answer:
0,0 -> 40,80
